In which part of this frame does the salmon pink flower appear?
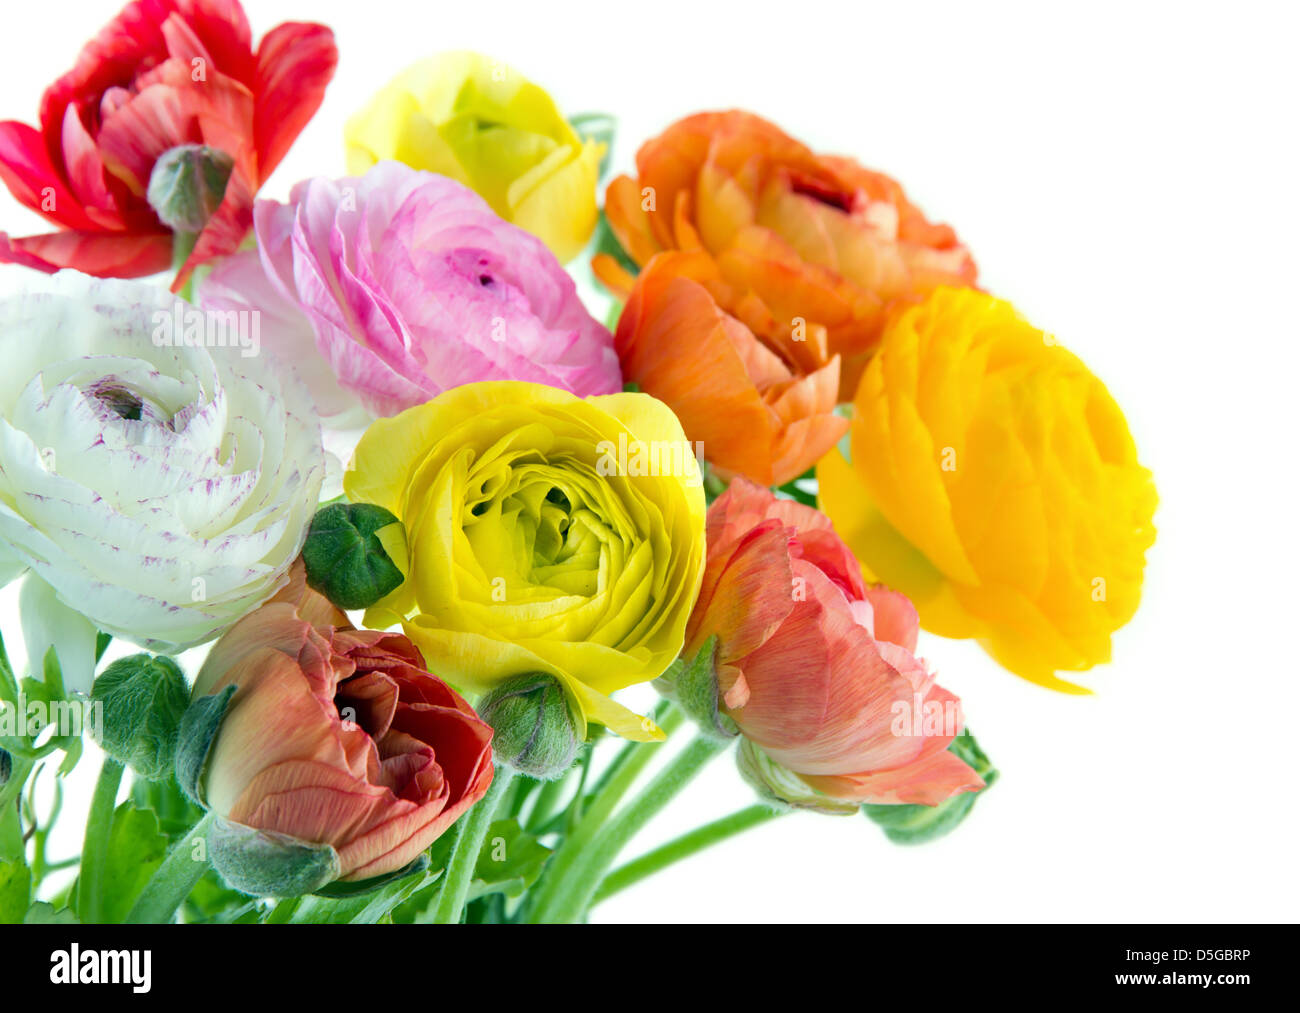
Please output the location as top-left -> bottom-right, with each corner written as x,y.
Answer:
686,479 -> 984,807
0,0 -> 336,287
190,564 -> 495,887
200,162 -> 621,421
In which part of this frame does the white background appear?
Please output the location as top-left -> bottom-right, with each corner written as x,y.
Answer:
1,0 -> 1298,923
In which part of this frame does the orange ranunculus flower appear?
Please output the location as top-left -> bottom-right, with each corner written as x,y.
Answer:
687,479 -> 984,808
600,110 -> 977,398
191,563 -> 494,885
604,248 -> 847,487
818,287 -> 1158,691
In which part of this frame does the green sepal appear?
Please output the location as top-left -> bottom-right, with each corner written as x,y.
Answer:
174,685 -> 237,807
208,818 -> 341,898
301,502 -> 406,610
653,636 -> 737,740
863,729 -> 999,845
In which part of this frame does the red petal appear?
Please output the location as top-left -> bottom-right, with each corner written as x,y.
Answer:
0,228 -> 171,276
252,22 -> 337,182
0,121 -> 98,230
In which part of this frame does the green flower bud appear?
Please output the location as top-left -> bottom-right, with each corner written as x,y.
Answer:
478,673 -> 581,780
301,502 -> 406,610
90,654 -> 190,781
735,739 -> 861,816
653,635 -> 737,740
146,144 -> 235,233
208,817 -> 341,898
863,730 -> 998,845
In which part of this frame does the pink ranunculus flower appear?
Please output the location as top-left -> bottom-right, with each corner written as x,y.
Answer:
200,161 -> 621,420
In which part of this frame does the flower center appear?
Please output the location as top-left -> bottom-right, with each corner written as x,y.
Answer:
82,379 -> 171,426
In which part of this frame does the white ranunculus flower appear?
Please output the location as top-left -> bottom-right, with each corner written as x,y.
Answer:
0,272 -> 325,669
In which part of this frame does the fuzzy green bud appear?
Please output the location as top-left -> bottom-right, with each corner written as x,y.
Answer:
146,144 -> 234,233
477,673 -> 581,780
90,654 -> 190,781
301,502 -> 406,610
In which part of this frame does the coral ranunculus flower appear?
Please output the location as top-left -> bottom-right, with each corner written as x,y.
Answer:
602,248 -> 847,487
602,110 -> 977,398
688,479 -> 984,807
192,563 -> 494,884
818,287 -> 1158,691
344,381 -> 708,742
345,52 -> 603,264
0,0 -> 336,286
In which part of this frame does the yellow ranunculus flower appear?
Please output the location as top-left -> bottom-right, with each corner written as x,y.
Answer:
344,51 -> 603,264
344,381 -> 707,740
818,287 -> 1157,691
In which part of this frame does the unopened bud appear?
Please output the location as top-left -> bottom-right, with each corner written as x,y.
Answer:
301,502 -> 406,610
147,144 -> 234,233
478,673 -> 581,780
91,654 -> 190,781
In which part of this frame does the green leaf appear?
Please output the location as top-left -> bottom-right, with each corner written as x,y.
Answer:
183,869 -> 256,923
467,819 -> 552,901
98,802 -> 170,922
131,775 -> 204,842
312,853 -> 430,899
0,859 -> 32,924
22,901 -> 78,924
286,865 -> 436,924
863,730 -> 999,845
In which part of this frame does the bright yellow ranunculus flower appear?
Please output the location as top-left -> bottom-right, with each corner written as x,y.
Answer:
344,51 -> 603,264
344,381 -> 707,740
818,287 -> 1157,691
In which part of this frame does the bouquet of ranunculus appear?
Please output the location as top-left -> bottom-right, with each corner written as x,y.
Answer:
0,2 -> 1155,926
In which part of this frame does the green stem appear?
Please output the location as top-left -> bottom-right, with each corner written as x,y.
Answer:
77,756 -> 124,923
172,230 -> 198,301
528,718 -> 725,924
522,706 -> 684,921
125,811 -> 214,924
525,770 -> 574,834
593,804 -> 781,905
428,766 -> 516,924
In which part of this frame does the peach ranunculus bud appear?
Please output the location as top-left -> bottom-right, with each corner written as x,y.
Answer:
597,248 -> 848,487
683,479 -> 985,809
600,110 -> 977,399
185,564 -> 494,895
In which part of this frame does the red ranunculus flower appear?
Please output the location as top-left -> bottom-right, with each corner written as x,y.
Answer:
0,0 -> 336,286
